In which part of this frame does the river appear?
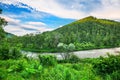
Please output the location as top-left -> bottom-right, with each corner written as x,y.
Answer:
21,47 -> 120,60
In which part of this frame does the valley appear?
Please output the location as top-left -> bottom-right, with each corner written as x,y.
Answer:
0,8 -> 120,80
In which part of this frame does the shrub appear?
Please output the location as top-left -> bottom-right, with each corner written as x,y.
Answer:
110,70 -> 120,80
57,43 -> 75,60
9,47 -> 22,59
75,42 -> 96,50
0,44 -> 10,60
0,68 -> 7,80
0,44 -> 22,60
39,55 -> 57,66
68,54 -> 80,63
6,74 -> 24,80
93,54 -> 120,75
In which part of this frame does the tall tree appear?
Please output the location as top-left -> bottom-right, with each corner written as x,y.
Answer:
0,9 -> 7,40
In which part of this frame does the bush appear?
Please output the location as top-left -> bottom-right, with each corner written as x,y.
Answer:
0,43 -> 22,60
68,54 -> 80,63
0,58 -> 42,79
0,68 -> 7,80
110,70 -> 120,80
39,55 -> 57,66
57,43 -> 75,60
58,54 -> 80,63
93,54 -> 120,75
75,42 -> 96,50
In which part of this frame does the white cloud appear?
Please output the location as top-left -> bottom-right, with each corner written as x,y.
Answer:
3,11 -> 43,20
1,0 -> 120,20
27,22 -> 46,26
0,0 -> 86,19
90,0 -> 120,20
0,15 -> 20,23
0,15 -> 53,36
0,0 -> 17,5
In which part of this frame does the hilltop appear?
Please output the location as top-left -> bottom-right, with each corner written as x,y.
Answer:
8,16 -> 120,52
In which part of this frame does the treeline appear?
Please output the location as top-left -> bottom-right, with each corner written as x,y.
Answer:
8,16 -> 120,52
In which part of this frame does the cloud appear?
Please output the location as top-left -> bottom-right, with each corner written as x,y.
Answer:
27,22 -> 46,26
0,15 -> 20,23
90,0 -> 120,20
1,9 -> 44,20
0,0 -> 86,19
1,0 -> 120,20
18,0 -> 86,19
1,15 -> 53,36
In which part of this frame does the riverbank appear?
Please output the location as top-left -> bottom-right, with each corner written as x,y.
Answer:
22,47 -> 120,59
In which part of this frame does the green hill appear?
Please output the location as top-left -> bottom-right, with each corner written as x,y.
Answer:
5,32 -> 15,38
0,27 -> 15,39
53,16 -> 120,46
9,16 -> 120,52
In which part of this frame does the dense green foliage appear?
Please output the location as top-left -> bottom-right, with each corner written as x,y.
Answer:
0,54 -> 120,80
0,27 -> 5,40
8,16 -> 120,52
93,53 -> 120,75
39,55 -> 57,67
0,43 -> 22,60
58,54 -> 80,63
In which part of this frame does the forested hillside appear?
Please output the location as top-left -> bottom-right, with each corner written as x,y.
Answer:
8,16 -> 120,52
5,32 -> 15,38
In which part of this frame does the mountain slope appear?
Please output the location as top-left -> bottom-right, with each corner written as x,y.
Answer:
0,28 -> 15,39
9,16 -> 120,52
5,32 -> 15,38
52,16 -> 120,47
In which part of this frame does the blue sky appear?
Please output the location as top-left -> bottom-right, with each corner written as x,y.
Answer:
0,0 -> 120,36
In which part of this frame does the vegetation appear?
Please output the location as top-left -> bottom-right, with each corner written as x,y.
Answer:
0,42 -> 22,60
93,53 -> 120,75
7,16 -> 120,52
57,43 -> 75,60
39,55 -> 57,67
0,8 -> 120,80
0,11 -> 7,40
0,53 -> 120,80
0,9 -> 21,60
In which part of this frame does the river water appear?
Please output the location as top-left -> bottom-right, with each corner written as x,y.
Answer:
21,47 -> 120,60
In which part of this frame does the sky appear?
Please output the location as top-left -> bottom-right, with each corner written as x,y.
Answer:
0,0 -> 120,36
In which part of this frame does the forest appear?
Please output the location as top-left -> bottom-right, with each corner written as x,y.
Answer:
7,16 -> 120,53
0,8 -> 120,80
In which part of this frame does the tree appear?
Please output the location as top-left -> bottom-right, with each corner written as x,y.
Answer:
0,42 -> 22,60
0,9 -> 7,40
0,9 -> 7,27
57,43 -> 75,60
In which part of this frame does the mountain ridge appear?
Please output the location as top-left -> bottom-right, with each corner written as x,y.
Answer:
8,16 -> 120,52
